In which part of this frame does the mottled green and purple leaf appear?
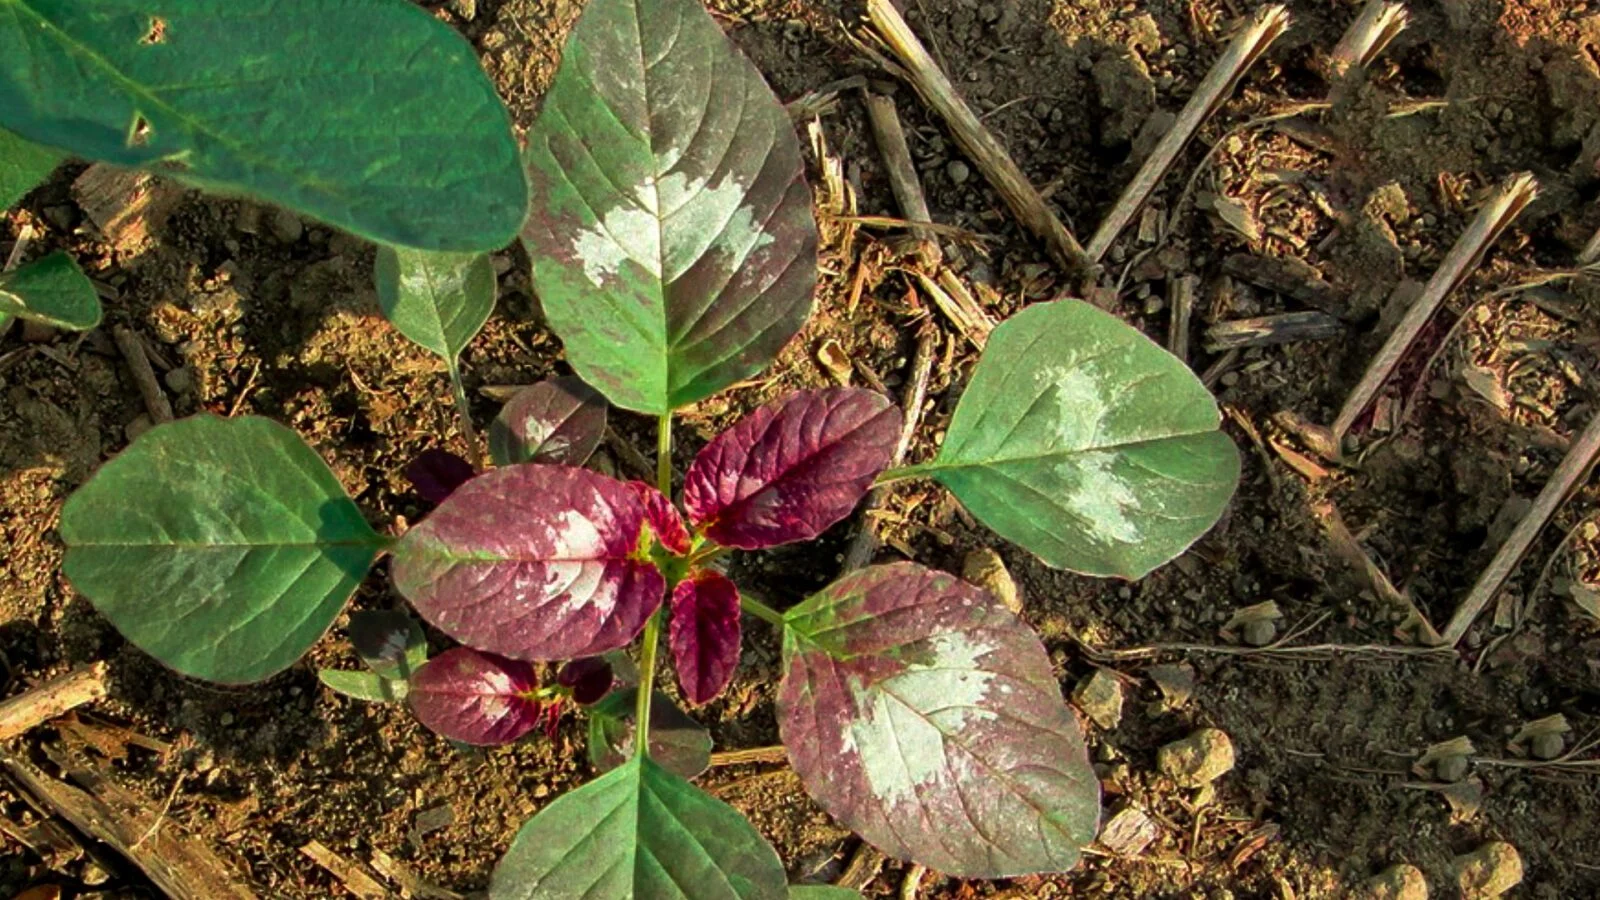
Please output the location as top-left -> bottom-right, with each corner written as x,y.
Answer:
488,376 -> 608,468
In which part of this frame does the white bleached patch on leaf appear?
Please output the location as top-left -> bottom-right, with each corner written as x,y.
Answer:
1057,450 -> 1141,545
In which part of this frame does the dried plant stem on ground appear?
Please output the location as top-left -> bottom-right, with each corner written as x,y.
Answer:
843,328 -> 939,570
863,91 -> 941,268
1203,312 -> 1343,352
865,0 -> 1091,273
1085,612 -> 1455,662
1440,411 -> 1600,645
3,223 -> 32,272
1085,5 -> 1291,262
299,840 -> 388,899
915,270 -> 994,347
0,663 -> 107,741
709,745 -> 788,767
1328,172 -> 1538,446
1327,1 -> 1410,78
113,325 -> 174,424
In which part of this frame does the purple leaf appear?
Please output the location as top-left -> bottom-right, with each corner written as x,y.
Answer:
684,389 -> 901,550
404,449 -> 477,504
488,376 -> 608,468
391,464 -> 667,661
409,647 -> 544,745
628,482 -> 691,556
668,571 -> 741,706
556,657 -> 615,705
778,562 -> 1100,877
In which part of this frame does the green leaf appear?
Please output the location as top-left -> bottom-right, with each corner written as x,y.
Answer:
520,0 -> 818,414
787,888 -> 860,899
0,0 -> 526,251
926,300 -> 1240,579
374,247 -> 496,362
491,755 -> 786,900
0,125 -> 64,210
0,251 -> 102,330
318,668 -> 407,703
586,688 -> 712,780
60,416 -> 387,684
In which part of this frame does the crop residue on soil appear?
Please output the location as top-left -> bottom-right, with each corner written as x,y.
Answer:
5,0 -> 1600,897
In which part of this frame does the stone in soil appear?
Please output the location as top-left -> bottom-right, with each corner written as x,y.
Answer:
1360,863 -> 1427,900
962,547 -> 1021,614
1452,841 -> 1522,898
1096,805 -> 1160,857
1072,669 -> 1124,730
1158,727 -> 1235,788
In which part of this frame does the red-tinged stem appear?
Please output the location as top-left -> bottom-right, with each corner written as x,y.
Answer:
634,410 -> 675,759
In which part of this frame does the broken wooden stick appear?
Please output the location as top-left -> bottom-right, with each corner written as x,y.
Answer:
1086,5 -> 1291,262
0,663 -> 108,742
3,223 -> 33,272
301,840 -> 389,899
1440,411 -> 1600,646
863,91 -> 942,269
843,327 -> 938,571
1203,311 -> 1343,352
865,0 -> 1091,273
2,749 -> 257,899
915,270 -> 994,348
1327,1 -> 1409,79
1168,273 -> 1198,363
1328,172 -> 1536,446
113,325 -> 175,423
709,745 -> 788,767
370,847 -> 463,900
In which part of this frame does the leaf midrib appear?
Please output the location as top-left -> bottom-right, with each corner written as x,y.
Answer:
930,424 -> 1224,474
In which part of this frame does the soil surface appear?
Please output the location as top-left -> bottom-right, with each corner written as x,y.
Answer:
6,0 -> 1600,897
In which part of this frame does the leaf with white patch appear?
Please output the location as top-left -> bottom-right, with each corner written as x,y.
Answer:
488,376 -> 608,468
374,247 -> 496,363
924,300 -> 1240,579
519,0 -> 817,414
683,389 -> 900,550
391,465 -> 666,661
409,647 -> 545,745
778,562 -> 1099,878
491,755 -> 786,899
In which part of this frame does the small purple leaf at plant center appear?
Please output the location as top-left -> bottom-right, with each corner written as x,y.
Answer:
669,570 -> 741,706
404,449 -> 477,503
391,465 -> 666,660
684,388 -> 901,549
556,657 -> 614,705
628,481 -> 691,556
409,647 -> 544,745
488,376 -> 608,468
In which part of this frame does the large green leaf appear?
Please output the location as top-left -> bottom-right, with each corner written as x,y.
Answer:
491,755 -> 786,900
925,300 -> 1239,579
0,125 -> 63,209
0,0 -> 526,251
0,251 -> 102,330
520,0 -> 818,414
374,247 -> 496,361
61,416 -> 387,684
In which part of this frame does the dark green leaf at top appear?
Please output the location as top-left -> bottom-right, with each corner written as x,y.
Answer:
684,389 -> 900,549
587,687 -> 711,780
488,376 -> 608,468
0,125 -> 64,210
0,0 -> 527,251
928,300 -> 1240,579
391,464 -> 666,661
491,755 -> 785,900
374,248 -> 497,362
347,609 -> 428,681
520,0 -> 818,414
60,416 -> 386,684
0,252 -> 102,331
779,562 -> 1099,878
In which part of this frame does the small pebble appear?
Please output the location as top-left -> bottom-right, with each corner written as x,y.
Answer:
1072,670 -> 1124,730
125,413 -> 153,442
1453,842 -> 1522,898
1530,731 -> 1564,760
164,366 -> 195,394
1361,864 -> 1426,900
270,208 -> 304,244
1158,727 -> 1235,787
946,159 -> 971,185
1241,618 -> 1275,647
1435,753 -> 1469,783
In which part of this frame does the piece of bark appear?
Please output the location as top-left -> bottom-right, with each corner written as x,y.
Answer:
866,0 -> 1091,273
863,91 -> 941,269
835,842 -> 886,890
300,841 -> 390,899
1203,311 -> 1344,352
369,848 -> 463,900
0,663 -> 108,742
113,326 -> 174,424
1219,252 -> 1347,318
1,750 -> 257,900
72,165 -> 182,253
1168,273 -> 1198,363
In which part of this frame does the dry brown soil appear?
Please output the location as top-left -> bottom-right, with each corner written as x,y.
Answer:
5,0 -> 1600,897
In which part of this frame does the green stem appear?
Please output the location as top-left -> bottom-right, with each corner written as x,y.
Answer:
634,410 -> 675,760
446,360 -> 483,471
874,463 -> 932,487
740,594 -> 785,628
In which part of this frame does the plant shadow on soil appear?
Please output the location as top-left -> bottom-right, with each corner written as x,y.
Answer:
7,0 -> 1600,897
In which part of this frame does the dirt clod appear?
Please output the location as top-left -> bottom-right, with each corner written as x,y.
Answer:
1360,864 -> 1427,900
1530,732 -> 1564,761
1157,728 -> 1235,788
1435,754 -> 1469,783
1072,669 -> 1124,731
1452,842 -> 1523,898
1096,805 -> 1160,857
